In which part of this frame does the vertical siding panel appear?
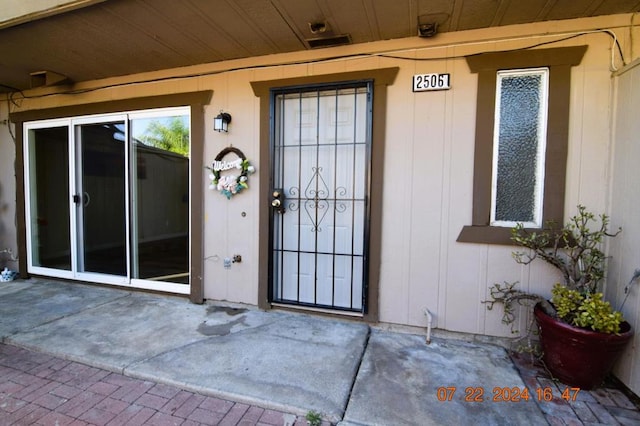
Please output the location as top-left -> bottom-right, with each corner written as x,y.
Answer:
576,48 -> 612,212
224,70 -> 260,304
203,73 -> 231,302
407,68 -> 447,326
484,246 -> 521,336
609,62 -> 640,395
435,51 -> 459,330
378,65 -> 415,324
441,54 -> 482,333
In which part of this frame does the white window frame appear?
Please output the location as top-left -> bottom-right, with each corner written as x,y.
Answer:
23,107 -> 191,294
490,67 -> 549,228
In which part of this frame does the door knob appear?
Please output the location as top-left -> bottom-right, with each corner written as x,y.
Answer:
271,189 -> 285,214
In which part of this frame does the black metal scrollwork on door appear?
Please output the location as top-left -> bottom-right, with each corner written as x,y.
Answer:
287,167 -> 348,232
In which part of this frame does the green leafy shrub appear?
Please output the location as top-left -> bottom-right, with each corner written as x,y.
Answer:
485,205 -> 627,336
551,284 -> 623,333
511,205 -> 620,295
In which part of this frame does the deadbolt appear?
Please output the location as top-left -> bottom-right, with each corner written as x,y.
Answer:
271,188 -> 285,214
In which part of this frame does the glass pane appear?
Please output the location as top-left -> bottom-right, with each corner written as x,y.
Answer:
131,115 -> 189,284
28,127 -> 71,270
494,72 -> 545,223
78,122 -> 127,275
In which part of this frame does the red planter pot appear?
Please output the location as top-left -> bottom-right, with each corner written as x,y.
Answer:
534,302 -> 633,390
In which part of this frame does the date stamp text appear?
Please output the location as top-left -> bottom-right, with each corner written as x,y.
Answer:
436,386 -> 580,403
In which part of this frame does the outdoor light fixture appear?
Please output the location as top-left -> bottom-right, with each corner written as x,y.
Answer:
214,111 -> 232,132
308,21 -> 328,34
417,13 -> 448,38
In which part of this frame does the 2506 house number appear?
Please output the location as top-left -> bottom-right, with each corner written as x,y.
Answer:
412,73 -> 451,92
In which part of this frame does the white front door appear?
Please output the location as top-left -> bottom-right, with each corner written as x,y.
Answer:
270,82 -> 372,313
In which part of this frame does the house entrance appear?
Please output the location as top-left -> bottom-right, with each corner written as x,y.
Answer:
269,82 -> 372,313
23,107 -> 191,293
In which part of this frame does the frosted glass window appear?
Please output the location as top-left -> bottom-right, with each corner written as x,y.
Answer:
491,68 -> 548,227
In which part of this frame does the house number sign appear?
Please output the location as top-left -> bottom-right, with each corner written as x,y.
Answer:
412,73 -> 451,92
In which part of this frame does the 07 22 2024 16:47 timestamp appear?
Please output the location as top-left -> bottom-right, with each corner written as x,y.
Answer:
436,386 -> 581,403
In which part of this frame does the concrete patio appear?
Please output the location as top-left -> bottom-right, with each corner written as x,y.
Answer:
0,278 -> 638,425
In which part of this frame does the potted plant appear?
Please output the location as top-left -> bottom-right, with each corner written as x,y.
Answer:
487,205 -> 633,389
0,248 -> 18,282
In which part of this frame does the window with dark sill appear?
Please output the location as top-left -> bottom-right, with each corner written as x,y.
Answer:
457,46 -> 587,245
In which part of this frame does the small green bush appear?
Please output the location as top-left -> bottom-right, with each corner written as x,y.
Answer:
551,284 -> 624,334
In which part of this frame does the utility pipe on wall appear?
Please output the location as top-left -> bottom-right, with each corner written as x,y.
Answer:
424,309 -> 433,344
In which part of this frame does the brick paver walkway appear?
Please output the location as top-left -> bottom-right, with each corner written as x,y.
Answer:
511,352 -> 640,425
0,344 -> 316,426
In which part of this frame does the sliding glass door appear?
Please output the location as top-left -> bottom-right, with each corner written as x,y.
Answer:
26,123 -> 72,271
24,107 -> 190,293
130,111 -> 190,285
75,118 -> 128,281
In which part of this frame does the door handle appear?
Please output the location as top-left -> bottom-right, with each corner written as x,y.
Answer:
271,189 -> 285,214
73,193 -> 91,206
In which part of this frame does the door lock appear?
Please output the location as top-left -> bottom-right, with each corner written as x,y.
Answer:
72,193 -> 91,207
271,189 -> 285,214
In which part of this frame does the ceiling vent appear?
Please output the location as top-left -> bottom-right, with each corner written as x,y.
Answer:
306,34 -> 352,49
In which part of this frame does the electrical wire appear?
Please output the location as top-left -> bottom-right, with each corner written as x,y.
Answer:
4,97 -> 16,143
1,29 -> 628,102
0,83 -> 20,92
377,30 -> 625,71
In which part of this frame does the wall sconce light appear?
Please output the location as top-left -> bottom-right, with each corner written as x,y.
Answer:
214,111 -> 232,132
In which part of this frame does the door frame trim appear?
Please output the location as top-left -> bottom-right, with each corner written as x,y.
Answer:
11,91 -> 212,303
251,68 -> 398,322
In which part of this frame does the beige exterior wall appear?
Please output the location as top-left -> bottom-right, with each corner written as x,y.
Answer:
0,100 -> 18,270
608,59 -> 640,395
1,15 -> 638,380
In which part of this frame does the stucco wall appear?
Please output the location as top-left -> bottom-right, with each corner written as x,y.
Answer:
608,59 -> 640,395
1,15 -> 637,346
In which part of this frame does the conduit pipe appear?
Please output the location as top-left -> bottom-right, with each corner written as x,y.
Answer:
424,309 -> 433,344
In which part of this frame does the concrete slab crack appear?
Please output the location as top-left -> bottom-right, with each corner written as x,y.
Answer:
339,325 -> 371,423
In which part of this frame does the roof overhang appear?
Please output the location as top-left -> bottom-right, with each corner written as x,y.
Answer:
1,0 -> 638,93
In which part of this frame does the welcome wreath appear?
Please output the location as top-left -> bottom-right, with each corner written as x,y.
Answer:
206,147 -> 255,199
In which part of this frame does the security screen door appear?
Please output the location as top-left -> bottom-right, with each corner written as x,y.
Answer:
24,107 -> 190,293
270,82 -> 372,313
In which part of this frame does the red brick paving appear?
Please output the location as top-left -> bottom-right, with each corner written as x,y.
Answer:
510,352 -> 640,425
0,344 -> 313,426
